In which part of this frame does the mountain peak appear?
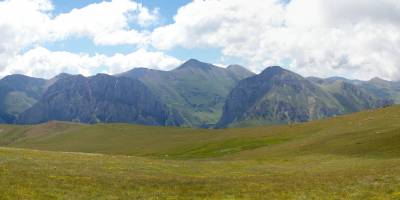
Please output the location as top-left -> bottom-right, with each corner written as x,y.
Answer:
53,73 -> 72,80
265,65 -> 285,71
227,64 -> 245,70
259,66 -> 288,76
176,59 -> 216,70
186,58 -> 201,64
93,73 -> 109,77
182,58 -> 203,66
2,74 -> 38,81
370,77 -> 389,83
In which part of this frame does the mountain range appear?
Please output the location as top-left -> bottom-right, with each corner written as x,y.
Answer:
19,74 -> 183,126
217,66 -> 392,127
119,59 -> 254,127
0,59 -> 397,128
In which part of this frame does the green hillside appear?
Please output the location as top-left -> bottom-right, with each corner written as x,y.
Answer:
1,106 -> 400,199
120,59 -> 255,127
0,74 -> 47,123
2,105 -> 400,158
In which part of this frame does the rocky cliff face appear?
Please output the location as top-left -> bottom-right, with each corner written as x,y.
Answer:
217,66 -> 392,128
0,59 -> 396,128
120,59 -> 255,127
310,79 -> 393,113
19,74 -> 184,126
217,66 -> 341,127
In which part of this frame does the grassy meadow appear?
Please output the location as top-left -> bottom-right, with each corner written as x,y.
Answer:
1,106 -> 400,199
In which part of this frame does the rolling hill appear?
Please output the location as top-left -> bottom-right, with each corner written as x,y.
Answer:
0,105 -> 400,159
1,105 -> 400,199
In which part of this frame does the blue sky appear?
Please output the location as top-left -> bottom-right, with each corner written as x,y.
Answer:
46,0 -> 222,64
51,0 -> 189,23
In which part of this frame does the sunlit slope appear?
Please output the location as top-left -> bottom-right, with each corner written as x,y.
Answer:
1,147 -> 400,199
2,106 -> 400,199
1,105 -> 400,159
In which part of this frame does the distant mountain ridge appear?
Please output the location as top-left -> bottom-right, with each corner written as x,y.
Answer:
0,59 -> 397,127
0,74 -> 48,123
217,66 -> 342,127
217,66 -> 394,128
120,59 -> 255,127
19,74 -> 184,126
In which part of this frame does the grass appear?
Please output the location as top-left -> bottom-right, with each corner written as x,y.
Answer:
1,106 -> 400,198
1,148 -> 400,199
162,137 -> 289,159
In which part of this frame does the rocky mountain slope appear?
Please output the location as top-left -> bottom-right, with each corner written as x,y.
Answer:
217,66 -> 392,127
0,59 -> 397,127
120,59 -> 255,127
19,74 -> 183,126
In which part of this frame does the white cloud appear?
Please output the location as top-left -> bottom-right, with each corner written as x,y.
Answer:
104,49 -> 181,74
135,5 -> 160,27
0,0 -> 162,77
152,0 -> 285,50
49,0 -> 157,45
2,0 -> 399,80
2,47 -> 181,78
0,0 -> 157,55
151,0 -> 400,80
0,0 -> 52,55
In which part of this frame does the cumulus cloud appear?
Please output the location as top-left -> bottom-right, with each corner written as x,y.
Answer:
2,0 -> 399,80
103,48 -> 181,74
0,0 -> 157,52
0,0 -> 165,77
0,0 -> 52,55
49,0 -> 158,45
2,47 -> 181,78
135,6 -> 160,27
151,0 -> 400,80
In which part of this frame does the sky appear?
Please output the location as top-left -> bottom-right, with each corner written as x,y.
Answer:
0,0 -> 400,80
